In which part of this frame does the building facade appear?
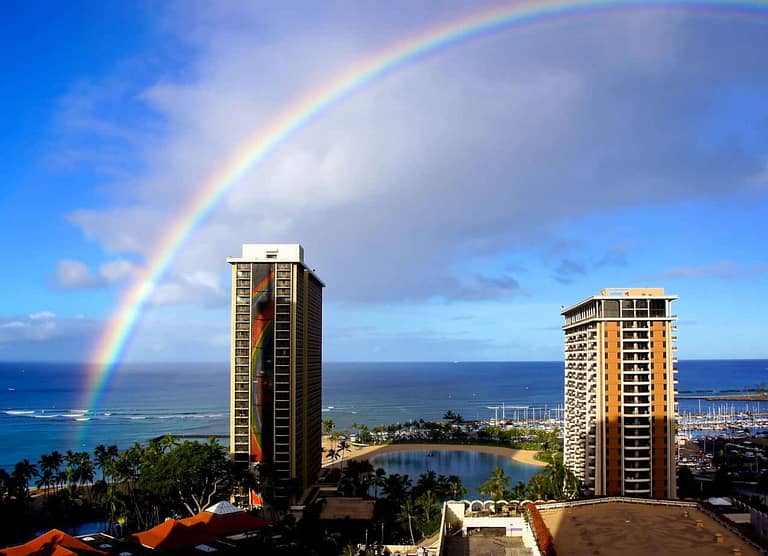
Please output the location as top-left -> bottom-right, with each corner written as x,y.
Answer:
228,244 -> 323,504
562,288 -> 677,498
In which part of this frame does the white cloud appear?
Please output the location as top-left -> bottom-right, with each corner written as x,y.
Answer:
0,315 -> 59,343
54,259 -> 100,289
52,258 -> 138,290
99,259 -> 138,281
55,3 -> 768,309
150,270 -> 227,307
29,311 -> 56,320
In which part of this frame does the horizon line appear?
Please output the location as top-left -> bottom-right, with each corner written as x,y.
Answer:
1,357 -> 766,365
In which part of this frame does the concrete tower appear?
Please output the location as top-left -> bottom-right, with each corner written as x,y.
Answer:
562,288 -> 677,498
228,244 -> 323,505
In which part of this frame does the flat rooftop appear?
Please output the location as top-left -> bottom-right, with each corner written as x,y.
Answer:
319,497 -> 375,521
442,534 -> 532,556
538,501 -> 760,556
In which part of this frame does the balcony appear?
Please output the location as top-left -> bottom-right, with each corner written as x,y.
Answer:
624,476 -> 651,483
624,455 -> 651,461
624,444 -> 651,451
623,367 -> 650,373
625,487 -> 651,495
623,387 -> 650,394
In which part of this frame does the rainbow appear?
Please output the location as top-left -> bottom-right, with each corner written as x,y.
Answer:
80,0 -> 768,415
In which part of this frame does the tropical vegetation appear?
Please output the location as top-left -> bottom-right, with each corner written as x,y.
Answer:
0,435 -> 249,547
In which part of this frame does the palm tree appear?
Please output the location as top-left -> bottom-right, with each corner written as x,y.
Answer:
415,470 -> 438,496
322,418 -> 335,436
396,498 -> 417,545
78,452 -> 95,496
479,466 -> 510,501
358,423 -> 372,444
37,454 -> 56,496
340,544 -> 358,556
66,451 -> 94,491
343,459 -> 373,496
11,459 -> 38,501
382,473 -> 412,503
337,438 -> 351,470
64,450 -> 78,490
372,467 -> 386,498
446,476 -> 468,500
510,480 -> 527,500
540,455 -> 578,500
416,490 -> 439,523
49,450 -> 64,493
0,469 -> 11,502
325,448 -> 338,467
94,444 -> 119,483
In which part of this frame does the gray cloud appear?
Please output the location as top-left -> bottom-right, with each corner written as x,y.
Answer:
596,244 -> 632,268
328,327 -> 521,362
0,310 -> 232,362
450,274 -> 525,301
553,259 -> 587,284
448,314 -> 474,321
54,4 -> 768,308
0,313 -> 99,361
641,263 -> 768,281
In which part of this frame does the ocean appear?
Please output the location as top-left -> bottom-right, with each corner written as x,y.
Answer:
1,359 -> 766,470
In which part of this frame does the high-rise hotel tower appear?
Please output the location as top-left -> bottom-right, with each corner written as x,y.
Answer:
562,288 -> 677,499
228,244 -> 324,504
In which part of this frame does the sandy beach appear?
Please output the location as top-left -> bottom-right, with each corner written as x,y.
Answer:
322,439 -> 547,468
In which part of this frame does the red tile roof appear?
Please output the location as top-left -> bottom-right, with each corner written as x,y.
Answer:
180,510 -> 270,537
131,519 -> 217,551
1,529 -> 107,556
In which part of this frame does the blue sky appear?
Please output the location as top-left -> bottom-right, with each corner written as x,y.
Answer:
1,1 -> 767,362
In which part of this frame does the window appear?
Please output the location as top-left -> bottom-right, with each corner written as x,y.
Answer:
604,300 -> 620,317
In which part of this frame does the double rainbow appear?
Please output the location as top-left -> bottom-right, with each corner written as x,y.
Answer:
81,0 -> 768,414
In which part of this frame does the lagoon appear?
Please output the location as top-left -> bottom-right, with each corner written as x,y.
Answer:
366,449 -> 540,499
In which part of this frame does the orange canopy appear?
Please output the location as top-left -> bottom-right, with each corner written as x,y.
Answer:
131,519 -> 217,551
1,529 -> 106,556
180,510 -> 270,537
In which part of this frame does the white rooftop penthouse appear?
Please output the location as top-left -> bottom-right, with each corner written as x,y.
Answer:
227,243 -> 305,263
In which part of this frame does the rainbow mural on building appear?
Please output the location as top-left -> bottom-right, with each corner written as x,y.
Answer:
249,266 -> 275,466
80,0 -> 768,424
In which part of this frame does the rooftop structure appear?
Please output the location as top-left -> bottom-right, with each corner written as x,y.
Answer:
536,499 -> 761,555
436,499 -> 538,556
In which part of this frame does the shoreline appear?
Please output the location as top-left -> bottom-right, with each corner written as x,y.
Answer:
323,440 -> 547,468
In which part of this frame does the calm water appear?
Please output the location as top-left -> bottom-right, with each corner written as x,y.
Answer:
0,362 -> 228,469
1,359 -> 766,469
367,450 -> 540,499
